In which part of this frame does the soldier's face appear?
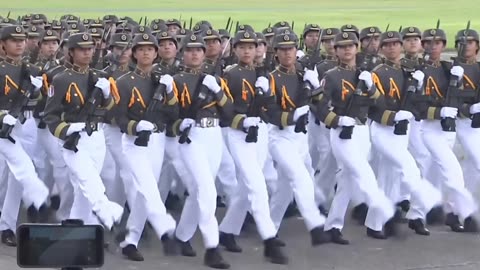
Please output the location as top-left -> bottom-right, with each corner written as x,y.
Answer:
305,31 -> 320,49
361,36 -> 380,53
2,39 -> 26,57
71,47 -> 94,66
381,41 -> 402,60
27,37 -> 40,50
205,39 -> 221,59
403,37 -> 421,55
322,39 -> 335,55
423,40 -> 445,60
234,43 -> 256,64
462,40 -> 479,58
335,44 -> 357,62
112,46 -> 132,65
133,45 -> 158,66
168,25 -> 180,35
256,43 -> 267,58
276,47 -> 296,67
183,47 -> 205,68
158,40 -> 177,60
40,40 -> 59,58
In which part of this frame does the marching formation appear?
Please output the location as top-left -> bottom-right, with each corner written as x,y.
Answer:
0,13 -> 479,269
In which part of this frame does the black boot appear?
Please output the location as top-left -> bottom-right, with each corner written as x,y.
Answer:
464,216 -> 479,233
177,238 -> 197,257
219,232 -> 242,253
445,213 -> 464,232
384,217 -> 399,237
310,226 -> 330,246
1,230 -> 16,247
327,228 -> 349,245
50,195 -> 61,211
161,234 -> 178,256
122,244 -> 144,261
204,247 -> 230,269
366,228 -> 386,240
264,238 -> 288,265
352,203 -> 368,224
408,219 -> 430,236
426,206 -> 445,225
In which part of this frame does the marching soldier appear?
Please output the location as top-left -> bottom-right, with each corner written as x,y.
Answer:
311,32 -> 396,243
217,30 -> 288,264
43,32 -> 123,229
172,33 -> 232,269
368,31 -> 441,236
297,24 -> 322,67
417,28 -> 478,232
356,26 -> 382,71
166,19 -> 182,35
0,25 -> 49,246
115,33 -> 179,261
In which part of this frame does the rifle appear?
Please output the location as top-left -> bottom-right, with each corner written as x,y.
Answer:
472,85 -> 480,128
0,62 -> 35,143
62,70 -> 104,152
394,68 -> 419,135
90,25 -> 112,69
442,21 -> 471,132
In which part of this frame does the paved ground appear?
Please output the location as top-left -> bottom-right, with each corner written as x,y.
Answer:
1,208 -> 480,270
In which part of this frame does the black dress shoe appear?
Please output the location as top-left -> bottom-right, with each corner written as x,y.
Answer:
408,219 -> 430,236
366,228 -> 386,240
122,244 -> 144,261
37,204 -> 49,223
310,226 -> 330,246
397,200 -> 411,212
161,234 -> 178,256
264,238 -> 289,265
426,206 -> 445,225
352,203 -> 368,224
272,235 -> 286,247
165,193 -> 182,212
219,232 -> 242,253
1,230 -> 16,247
327,228 -> 350,245
384,217 -> 399,237
204,247 -> 230,269
445,213 -> 464,232
177,238 -> 197,257
464,216 -> 479,233
27,205 -> 38,223
50,195 -> 61,211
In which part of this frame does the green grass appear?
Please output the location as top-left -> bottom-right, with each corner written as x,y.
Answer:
1,0 -> 478,47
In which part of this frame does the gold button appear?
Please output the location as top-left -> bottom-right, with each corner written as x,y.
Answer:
9,99 -> 12,102
140,110 -> 144,113
74,93 -> 78,96
76,106 -> 80,109
137,98 -> 140,101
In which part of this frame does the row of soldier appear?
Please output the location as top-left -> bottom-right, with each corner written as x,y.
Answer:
0,13 -> 479,269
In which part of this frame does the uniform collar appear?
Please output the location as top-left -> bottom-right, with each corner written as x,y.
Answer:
404,53 -> 419,60
277,65 -> 296,74
238,61 -> 254,70
426,59 -> 441,67
158,59 -> 172,68
384,59 -> 401,69
184,67 -> 202,74
457,57 -> 477,65
4,56 -> 22,66
134,67 -> 151,77
324,54 -> 337,61
63,61 -> 73,69
338,62 -> 356,71
205,58 -> 216,65
71,64 -> 89,74
118,64 -> 129,72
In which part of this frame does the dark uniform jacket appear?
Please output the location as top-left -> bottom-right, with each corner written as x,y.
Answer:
456,59 -> 480,118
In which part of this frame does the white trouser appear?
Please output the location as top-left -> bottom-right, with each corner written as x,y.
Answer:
120,132 -> 175,247
268,125 -> 325,233
62,129 -> 119,226
421,120 -> 477,220
368,122 -> 441,223
308,114 -> 321,170
215,128 -> 237,202
326,125 -> 394,231
36,127 -> 74,221
0,157 -> 7,210
456,118 -> 480,197
219,124 -> 276,240
176,126 -> 222,248
160,136 -> 189,202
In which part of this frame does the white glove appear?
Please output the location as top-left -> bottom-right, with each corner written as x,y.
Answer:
293,105 -> 310,121
159,74 -> 174,94
450,66 -> 464,79
202,75 -> 221,93
358,71 -> 373,89
66,122 -> 86,136
394,110 -> 414,121
30,75 -> 43,91
95,77 -> 110,98
136,120 -> 155,132
296,50 -> 305,59
255,76 -> 269,93
338,116 -> 356,127
470,103 -> 480,114
179,118 -> 195,132
440,107 -> 458,118
412,70 -> 425,88
303,69 -> 320,89
2,114 -> 17,126
243,117 -> 261,128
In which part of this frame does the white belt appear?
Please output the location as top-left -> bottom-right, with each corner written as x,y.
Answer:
196,117 -> 219,128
